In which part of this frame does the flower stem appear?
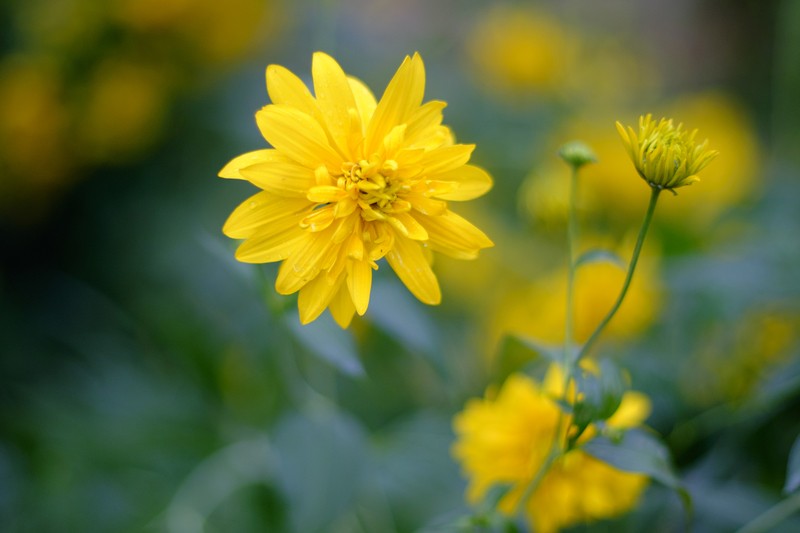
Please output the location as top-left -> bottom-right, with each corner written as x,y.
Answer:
564,165 -> 579,369
576,187 -> 661,361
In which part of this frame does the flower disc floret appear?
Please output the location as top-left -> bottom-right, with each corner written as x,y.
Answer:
616,114 -> 718,192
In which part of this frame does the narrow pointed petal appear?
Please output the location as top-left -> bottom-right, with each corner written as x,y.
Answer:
347,260 -> 372,315
256,105 -> 342,171
223,191 -> 310,239
347,76 -> 377,136
298,272 -> 342,324
234,216 -> 308,263
415,144 -> 474,175
328,283 -> 356,328
428,164 -> 493,201
414,210 -> 494,257
365,53 -> 425,155
266,64 -> 320,118
219,149 -> 275,179
386,234 -> 441,305
238,151 -> 315,196
312,52 -> 359,158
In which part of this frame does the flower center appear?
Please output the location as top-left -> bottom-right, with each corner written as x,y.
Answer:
338,160 -> 410,219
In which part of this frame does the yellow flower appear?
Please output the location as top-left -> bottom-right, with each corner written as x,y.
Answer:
452,368 -> 651,533
468,6 -> 576,97
616,114 -> 718,192
220,53 -> 494,327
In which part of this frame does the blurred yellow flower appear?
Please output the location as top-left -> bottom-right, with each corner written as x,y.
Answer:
76,59 -> 169,163
468,6 -> 576,97
488,240 -> 661,349
220,53 -> 493,327
453,368 -> 650,533
617,114 -> 718,192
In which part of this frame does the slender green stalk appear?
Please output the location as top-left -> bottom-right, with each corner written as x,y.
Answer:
576,187 -> 661,361
564,166 -> 579,369
734,491 -> 800,533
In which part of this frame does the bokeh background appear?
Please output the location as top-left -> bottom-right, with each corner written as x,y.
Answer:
2,0 -> 799,531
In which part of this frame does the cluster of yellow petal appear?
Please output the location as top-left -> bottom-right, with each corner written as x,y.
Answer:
616,114 -> 718,192
452,368 -> 650,533
220,53 -> 493,327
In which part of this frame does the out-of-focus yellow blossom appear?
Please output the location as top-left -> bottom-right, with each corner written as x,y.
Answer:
616,114 -> 718,192
220,53 -> 493,327
453,367 -> 651,533
0,58 -> 73,219
115,0 -> 272,66
488,238 -> 661,349
76,59 -> 169,163
468,6 -> 577,97
689,310 -> 799,406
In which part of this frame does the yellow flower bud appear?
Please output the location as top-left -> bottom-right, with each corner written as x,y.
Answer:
616,114 -> 718,193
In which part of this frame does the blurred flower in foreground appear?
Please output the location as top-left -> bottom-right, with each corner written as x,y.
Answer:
467,6 -> 576,98
220,53 -> 493,327
453,367 -> 650,532
616,114 -> 718,193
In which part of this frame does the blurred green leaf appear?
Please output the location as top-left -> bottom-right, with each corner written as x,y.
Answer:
784,433 -> 800,494
583,428 -> 691,515
574,248 -> 625,269
286,313 -> 364,377
273,410 -> 367,533
571,359 -> 626,441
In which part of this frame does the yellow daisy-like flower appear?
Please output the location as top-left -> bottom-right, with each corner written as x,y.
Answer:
219,53 -> 494,327
616,114 -> 718,192
452,368 -> 651,533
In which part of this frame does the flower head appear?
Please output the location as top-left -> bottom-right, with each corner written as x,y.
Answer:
616,114 -> 718,192
452,367 -> 651,532
220,53 -> 493,327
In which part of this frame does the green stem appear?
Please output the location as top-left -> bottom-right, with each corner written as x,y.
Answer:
576,187 -> 661,361
734,491 -> 800,533
564,166 -> 579,369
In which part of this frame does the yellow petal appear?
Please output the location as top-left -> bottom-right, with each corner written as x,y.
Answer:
365,53 -> 425,156
404,100 -> 446,146
347,76 -> 377,136
256,105 -> 342,171
219,149 -> 274,179
274,227 -> 337,294
346,260 -> 372,315
312,52 -> 360,158
386,234 -> 441,305
238,152 -> 315,196
328,283 -> 356,328
388,211 -> 428,240
428,164 -> 493,201
223,191 -> 310,239
234,216 -> 307,263
266,64 -> 319,118
414,210 -> 493,258
416,144 -> 474,175
607,391 -> 652,429
298,272 -> 343,324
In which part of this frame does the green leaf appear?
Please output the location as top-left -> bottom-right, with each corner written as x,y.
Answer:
493,334 -> 560,382
574,248 -> 626,269
571,359 -> 626,440
784,432 -> 800,494
583,428 -> 692,515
